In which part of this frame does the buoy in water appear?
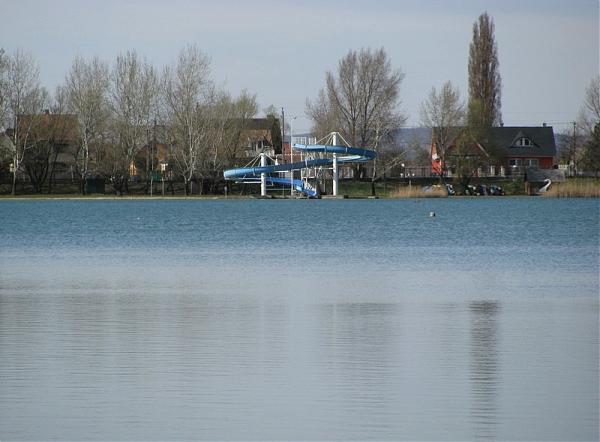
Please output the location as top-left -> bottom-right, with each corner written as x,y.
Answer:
429,211 -> 436,217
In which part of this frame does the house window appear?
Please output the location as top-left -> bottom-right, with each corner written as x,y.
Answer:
292,136 -> 317,146
509,158 -> 522,167
525,159 -> 539,168
514,137 -> 532,147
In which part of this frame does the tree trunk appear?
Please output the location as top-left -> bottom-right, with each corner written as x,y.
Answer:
11,172 -> 17,196
371,156 -> 377,196
48,146 -> 60,194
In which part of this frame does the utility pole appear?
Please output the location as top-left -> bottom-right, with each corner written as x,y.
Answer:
260,151 -> 267,197
281,107 -> 285,197
332,132 -> 338,196
572,121 -> 577,177
150,118 -> 156,196
281,107 -> 285,153
290,116 -> 297,197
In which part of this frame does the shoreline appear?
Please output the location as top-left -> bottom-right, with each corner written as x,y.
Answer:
0,194 -> 597,200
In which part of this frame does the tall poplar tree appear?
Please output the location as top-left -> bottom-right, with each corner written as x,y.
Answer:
468,12 -> 502,128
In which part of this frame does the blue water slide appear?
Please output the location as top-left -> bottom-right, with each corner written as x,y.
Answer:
223,143 -> 376,197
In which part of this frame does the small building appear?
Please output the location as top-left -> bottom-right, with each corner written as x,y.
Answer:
491,126 -> 557,175
241,117 -> 282,158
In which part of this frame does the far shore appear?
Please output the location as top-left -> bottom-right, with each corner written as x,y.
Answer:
0,193 -> 598,200
1,178 -> 599,200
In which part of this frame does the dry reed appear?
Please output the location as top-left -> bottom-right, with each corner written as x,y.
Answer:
390,186 -> 448,198
543,181 -> 600,198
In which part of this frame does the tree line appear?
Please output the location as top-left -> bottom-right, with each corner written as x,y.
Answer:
0,45 -> 260,195
1,12 -> 599,195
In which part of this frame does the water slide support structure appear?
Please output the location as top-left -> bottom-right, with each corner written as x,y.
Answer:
260,152 -> 267,197
223,132 -> 376,197
332,132 -> 338,196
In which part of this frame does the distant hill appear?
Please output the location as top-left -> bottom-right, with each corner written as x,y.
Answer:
291,127 -> 432,148
391,127 -> 431,149
554,132 -> 575,161
381,127 -> 431,162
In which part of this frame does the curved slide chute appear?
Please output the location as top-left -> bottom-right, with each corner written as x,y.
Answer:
223,143 -> 376,197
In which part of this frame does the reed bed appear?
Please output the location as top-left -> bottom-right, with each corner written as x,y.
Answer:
391,186 -> 448,198
543,181 -> 600,198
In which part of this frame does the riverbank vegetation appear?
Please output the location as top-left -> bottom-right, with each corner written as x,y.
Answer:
1,177 -> 599,199
543,179 -> 600,198
390,186 -> 448,198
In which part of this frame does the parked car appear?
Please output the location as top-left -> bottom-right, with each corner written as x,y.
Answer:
488,185 -> 505,196
463,184 -> 504,196
475,184 -> 488,195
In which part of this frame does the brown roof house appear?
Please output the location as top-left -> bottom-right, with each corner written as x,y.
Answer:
240,117 -> 282,158
13,111 -> 79,192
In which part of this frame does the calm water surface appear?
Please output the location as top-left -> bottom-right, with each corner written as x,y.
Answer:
0,198 -> 598,440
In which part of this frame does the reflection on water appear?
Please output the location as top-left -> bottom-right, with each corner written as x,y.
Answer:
314,303 -> 401,437
470,301 -> 500,440
0,199 -> 598,440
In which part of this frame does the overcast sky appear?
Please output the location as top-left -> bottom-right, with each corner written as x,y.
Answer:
1,0 -> 598,133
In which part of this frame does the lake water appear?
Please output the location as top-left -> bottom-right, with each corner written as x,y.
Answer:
0,198 -> 598,440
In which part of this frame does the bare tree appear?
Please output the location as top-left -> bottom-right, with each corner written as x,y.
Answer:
61,55 -> 110,193
306,89 -> 340,140
197,89 -> 229,192
556,123 -> 586,176
420,81 -> 465,182
19,108 -> 78,193
4,50 -> 48,194
0,49 -> 7,131
205,89 -> 258,180
308,47 -> 405,175
448,129 -> 490,192
583,76 -> 600,123
468,12 -> 502,128
578,75 -> 600,135
573,76 -> 600,175
581,122 -> 600,176
0,49 -> 11,164
327,48 -> 404,147
226,90 -> 258,164
162,45 -> 212,195
109,50 -> 158,194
